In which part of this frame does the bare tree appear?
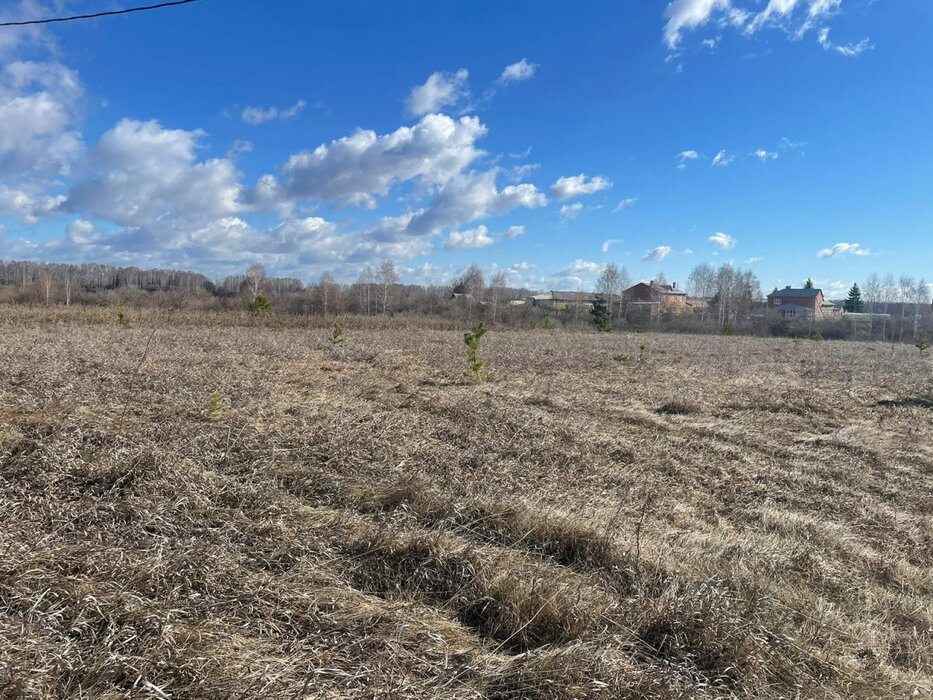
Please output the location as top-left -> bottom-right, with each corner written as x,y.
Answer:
488,270 -> 507,323
615,264 -> 631,319
596,264 -> 620,319
357,266 -> 374,315
881,273 -> 895,341
376,259 -> 399,314
864,273 -> 881,339
686,263 -> 717,299
319,271 -> 337,316
914,278 -> 929,339
898,275 -> 914,341
246,263 -> 266,300
40,273 -> 53,307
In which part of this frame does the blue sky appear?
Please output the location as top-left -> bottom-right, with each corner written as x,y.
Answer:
0,0 -> 930,296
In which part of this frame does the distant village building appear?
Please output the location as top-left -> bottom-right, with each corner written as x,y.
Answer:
766,286 -> 842,320
622,281 -> 690,314
529,291 -> 598,310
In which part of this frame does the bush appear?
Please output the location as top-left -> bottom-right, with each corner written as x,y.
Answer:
722,322 -> 737,336
591,297 -> 612,332
917,331 -> 931,354
248,294 -> 272,315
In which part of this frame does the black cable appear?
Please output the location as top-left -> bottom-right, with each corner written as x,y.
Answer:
0,0 -> 203,27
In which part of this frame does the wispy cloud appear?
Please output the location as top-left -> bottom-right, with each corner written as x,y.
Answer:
818,242 -> 870,258
744,256 -> 762,264
817,28 -> 872,57
612,197 -> 638,213
560,202 -> 583,221
602,238 -> 624,252
242,99 -> 306,125
711,149 -> 734,167
752,149 -> 778,162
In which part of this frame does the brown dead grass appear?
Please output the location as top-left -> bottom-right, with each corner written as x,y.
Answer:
1,306 -> 932,698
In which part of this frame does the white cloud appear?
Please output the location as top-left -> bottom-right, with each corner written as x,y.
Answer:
711,149 -> 734,167
241,99 -> 306,125
503,225 -> 525,238
560,202 -> 583,221
817,28 -> 872,56
497,58 -> 538,85
612,197 -> 637,213
676,150 -> 699,169
602,238 -> 623,252
444,225 -> 495,250
817,242 -> 870,258
405,68 -> 469,116
549,173 -> 612,200
709,231 -> 737,249
65,119 -> 240,232
744,256 -> 763,264
663,0 -> 868,56
752,149 -> 778,162
246,113 -> 487,209
664,0 -> 733,49
643,245 -> 672,261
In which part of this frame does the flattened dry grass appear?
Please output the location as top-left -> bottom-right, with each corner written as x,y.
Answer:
1,307 -> 931,698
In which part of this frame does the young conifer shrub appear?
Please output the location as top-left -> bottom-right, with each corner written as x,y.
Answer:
329,322 -> 346,345
591,297 -> 611,332
248,294 -> 272,315
208,392 -> 223,420
917,331 -> 931,354
463,322 -> 488,380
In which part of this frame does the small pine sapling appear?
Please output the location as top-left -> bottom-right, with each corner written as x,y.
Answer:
463,322 -> 488,380
116,302 -> 129,326
330,322 -> 346,345
917,331 -> 931,355
638,342 -> 647,364
208,392 -> 223,421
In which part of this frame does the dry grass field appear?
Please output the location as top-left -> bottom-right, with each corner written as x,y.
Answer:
1,308 -> 932,698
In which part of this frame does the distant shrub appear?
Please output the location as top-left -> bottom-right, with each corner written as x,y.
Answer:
116,303 -> 129,326
248,294 -> 272,315
638,342 -> 648,364
793,337 -> 802,346
633,320 -> 646,333
722,322 -> 737,336
917,331 -> 930,355
614,352 -> 629,363
812,331 -> 823,341
463,322 -> 488,380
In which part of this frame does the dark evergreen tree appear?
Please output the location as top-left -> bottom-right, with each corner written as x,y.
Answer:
591,296 -> 612,332
844,283 -> 863,312
804,278 -> 814,289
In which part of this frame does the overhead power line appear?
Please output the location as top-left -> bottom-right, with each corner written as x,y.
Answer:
0,0 -> 203,27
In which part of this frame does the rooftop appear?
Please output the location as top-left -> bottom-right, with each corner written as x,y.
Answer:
767,287 -> 822,299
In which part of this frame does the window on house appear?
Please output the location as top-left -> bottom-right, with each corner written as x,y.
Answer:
773,299 -> 782,305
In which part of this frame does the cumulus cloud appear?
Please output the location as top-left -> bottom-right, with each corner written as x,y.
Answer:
65,119 -> 240,233
502,225 -> 525,238
241,99 -> 306,125
443,225 -> 495,250
405,68 -> 469,116
817,242 -> 870,258
613,197 -> 637,213
709,232 -> 737,249
246,113 -> 487,209
549,173 -> 612,200
560,202 -> 583,221
643,245 -> 672,261
497,58 -> 538,85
